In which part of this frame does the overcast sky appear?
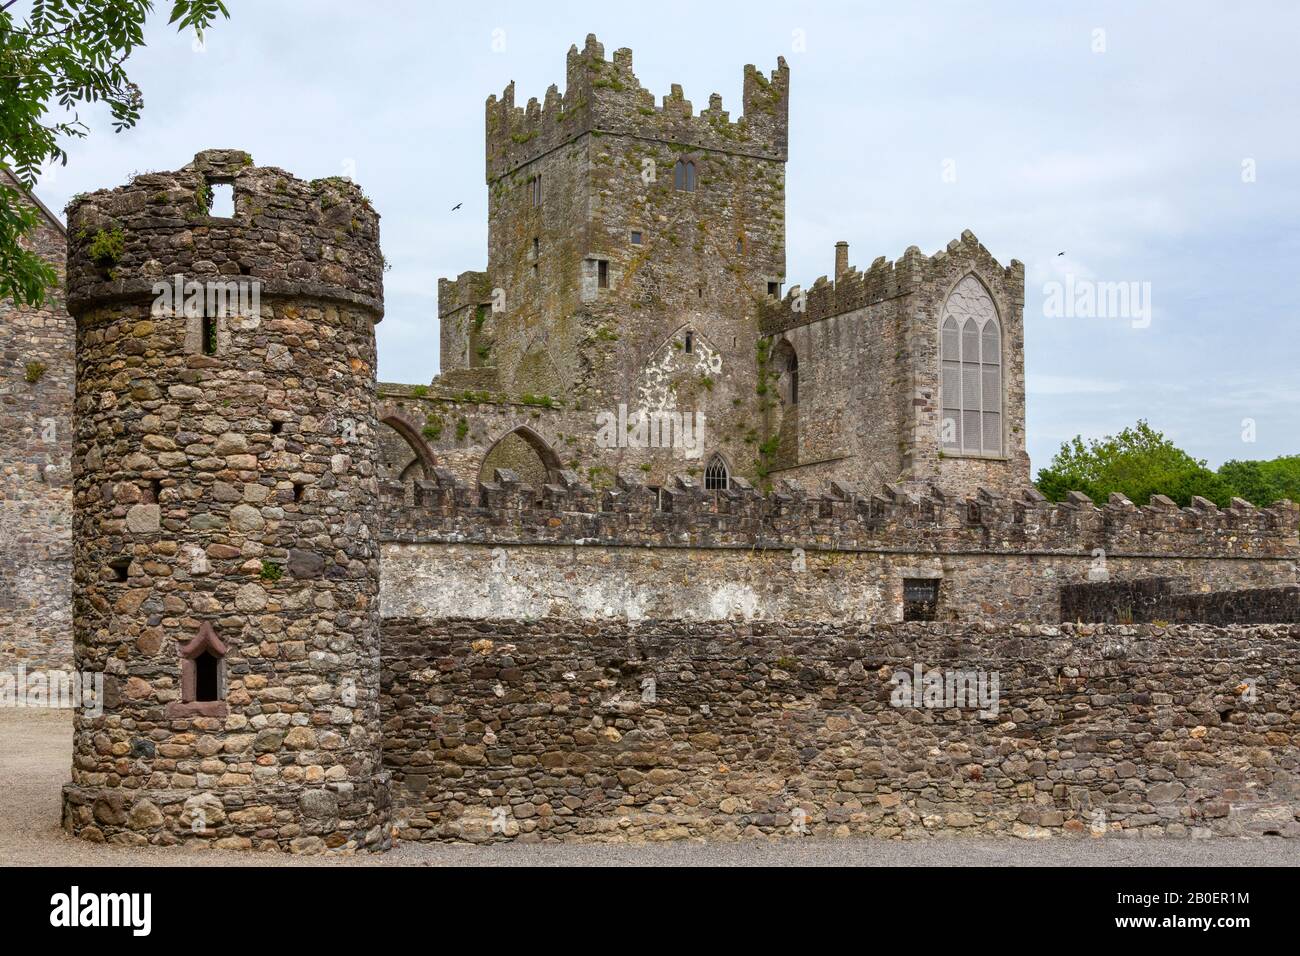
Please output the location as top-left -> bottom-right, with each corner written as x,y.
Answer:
27,0 -> 1300,475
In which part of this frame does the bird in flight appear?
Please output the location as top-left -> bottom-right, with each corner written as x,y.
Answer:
451,202 -> 462,211
1057,251 -> 1065,256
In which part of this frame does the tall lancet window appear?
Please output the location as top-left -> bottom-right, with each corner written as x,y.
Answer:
940,276 -> 1002,456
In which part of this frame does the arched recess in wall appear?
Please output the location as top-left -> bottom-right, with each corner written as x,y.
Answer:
511,338 -> 566,398
477,425 -> 563,489
770,337 -> 799,467
375,404 -> 438,482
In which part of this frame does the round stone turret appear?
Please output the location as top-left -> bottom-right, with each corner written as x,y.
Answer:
61,150 -> 391,852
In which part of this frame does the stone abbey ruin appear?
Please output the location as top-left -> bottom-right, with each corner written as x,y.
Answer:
1,36 -> 1297,850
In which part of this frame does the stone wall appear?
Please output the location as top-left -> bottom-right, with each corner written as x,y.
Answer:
1061,577 -> 1300,625
0,170 -> 73,670
379,472 -> 1298,623
380,619 -> 1300,843
380,542 -> 1294,625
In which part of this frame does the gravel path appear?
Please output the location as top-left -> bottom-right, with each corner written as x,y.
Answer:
3,709 -> 1294,867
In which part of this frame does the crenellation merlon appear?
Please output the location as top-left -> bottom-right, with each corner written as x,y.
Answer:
485,33 -> 789,183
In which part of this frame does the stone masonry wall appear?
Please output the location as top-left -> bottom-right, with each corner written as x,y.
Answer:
379,471 -> 1298,623
1061,577 -> 1300,625
380,541 -> 1293,625
381,619 -> 1300,843
0,170 -> 74,670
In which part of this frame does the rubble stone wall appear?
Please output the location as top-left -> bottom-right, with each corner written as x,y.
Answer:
0,171 -> 74,670
381,619 -> 1300,843
1061,577 -> 1300,625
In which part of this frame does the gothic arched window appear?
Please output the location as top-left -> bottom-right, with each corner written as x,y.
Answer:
674,159 -> 696,192
168,621 -> 229,718
704,454 -> 729,490
939,276 -> 1002,456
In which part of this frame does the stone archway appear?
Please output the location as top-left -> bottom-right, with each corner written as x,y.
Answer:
478,424 -> 563,488
376,400 -> 438,481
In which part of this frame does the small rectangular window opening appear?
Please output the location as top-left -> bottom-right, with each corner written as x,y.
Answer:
767,281 -> 780,297
630,230 -> 642,245
208,181 -> 234,218
532,237 -> 539,259
597,259 -> 609,289
201,314 -> 217,355
293,482 -> 306,502
684,331 -> 694,354
902,578 -> 940,622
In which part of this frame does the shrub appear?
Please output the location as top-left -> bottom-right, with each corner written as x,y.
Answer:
87,227 -> 125,267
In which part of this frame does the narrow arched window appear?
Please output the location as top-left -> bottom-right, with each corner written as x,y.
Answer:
704,454 -> 729,490
939,276 -> 1002,456
169,621 -> 229,717
787,350 -> 799,406
674,159 -> 696,192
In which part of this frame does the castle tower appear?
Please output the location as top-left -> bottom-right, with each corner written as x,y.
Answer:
61,149 -> 391,852
440,34 -> 790,486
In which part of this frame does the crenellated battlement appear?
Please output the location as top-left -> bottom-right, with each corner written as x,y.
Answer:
485,33 -> 789,183
379,468 -> 1299,559
65,149 -> 385,316
759,229 -> 1024,334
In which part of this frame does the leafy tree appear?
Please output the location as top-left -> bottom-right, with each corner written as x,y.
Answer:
1217,455 -> 1300,507
1,0 -> 229,307
1036,420 -> 1235,507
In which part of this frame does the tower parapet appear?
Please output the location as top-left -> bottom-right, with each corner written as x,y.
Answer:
66,148 -> 383,316
62,150 -> 391,852
485,33 -> 789,182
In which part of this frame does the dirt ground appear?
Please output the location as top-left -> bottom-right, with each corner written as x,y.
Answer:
2,709 -> 1294,867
